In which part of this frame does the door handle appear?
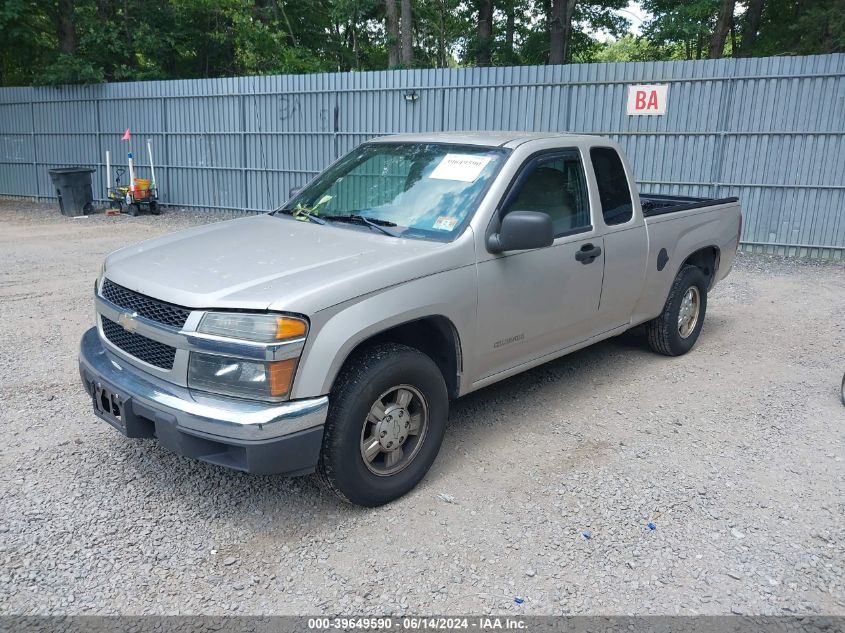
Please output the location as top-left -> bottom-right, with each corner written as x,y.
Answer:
575,243 -> 602,264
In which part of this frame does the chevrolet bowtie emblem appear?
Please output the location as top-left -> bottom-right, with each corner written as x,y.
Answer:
117,312 -> 139,333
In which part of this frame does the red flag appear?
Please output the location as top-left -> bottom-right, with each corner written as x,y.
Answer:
121,128 -> 131,141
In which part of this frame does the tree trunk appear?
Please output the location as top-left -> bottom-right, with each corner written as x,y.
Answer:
541,0 -> 551,61
708,0 -> 735,59
350,20 -> 360,70
561,0 -> 576,63
438,0 -> 447,67
549,0 -> 563,64
385,0 -> 400,67
58,0 -> 76,54
400,0 -> 413,65
505,5 -> 515,58
729,17 -> 737,55
549,0 -> 576,65
737,0 -> 764,57
278,0 -> 298,47
477,0 -> 494,67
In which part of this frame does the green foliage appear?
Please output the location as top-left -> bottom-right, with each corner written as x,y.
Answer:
38,53 -> 104,84
749,0 -> 845,57
594,34 -> 684,62
641,0 -> 721,59
0,0 -> 841,87
643,0 -> 844,60
0,0 -> 53,85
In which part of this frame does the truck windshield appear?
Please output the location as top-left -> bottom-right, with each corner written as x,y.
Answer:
280,143 -> 508,241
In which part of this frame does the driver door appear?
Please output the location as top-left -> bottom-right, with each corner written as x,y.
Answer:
473,149 -> 606,383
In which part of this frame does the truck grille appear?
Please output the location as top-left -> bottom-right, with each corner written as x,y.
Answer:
101,279 -> 191,329
101,317 -> 177,370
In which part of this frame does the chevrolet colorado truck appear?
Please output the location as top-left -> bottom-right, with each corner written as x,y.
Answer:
79,132 -> 742,506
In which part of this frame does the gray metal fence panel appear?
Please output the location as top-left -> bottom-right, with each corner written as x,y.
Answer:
1,54 -> 843,259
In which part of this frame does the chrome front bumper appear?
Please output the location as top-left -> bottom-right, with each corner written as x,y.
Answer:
78,327 -> 328,475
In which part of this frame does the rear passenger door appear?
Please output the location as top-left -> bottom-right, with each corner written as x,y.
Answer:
474,149 -> 606,382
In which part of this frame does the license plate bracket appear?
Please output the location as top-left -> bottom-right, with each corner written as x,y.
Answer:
91,380 -> 127,433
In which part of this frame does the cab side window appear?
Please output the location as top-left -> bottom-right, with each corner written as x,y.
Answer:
503,154 -> 590,237
590,147 -> 633,225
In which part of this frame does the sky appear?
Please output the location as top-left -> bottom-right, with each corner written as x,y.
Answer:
621,1 -> 648,36
591,1 -> 649,42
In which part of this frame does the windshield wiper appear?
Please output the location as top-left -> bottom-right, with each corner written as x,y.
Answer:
323,214 -> 401,237
275,207 -> 327,225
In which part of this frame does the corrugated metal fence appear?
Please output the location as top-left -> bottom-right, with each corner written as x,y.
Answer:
1,54 -> 843,259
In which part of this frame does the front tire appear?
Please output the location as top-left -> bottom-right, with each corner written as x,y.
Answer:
646,265 -> 708,356
318,343 -> 448,507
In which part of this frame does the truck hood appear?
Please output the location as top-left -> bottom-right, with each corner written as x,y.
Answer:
104,214 -> 473,314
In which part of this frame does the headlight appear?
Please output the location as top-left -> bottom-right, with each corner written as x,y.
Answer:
197,312 -> 307,342
97,260 -> 107,290
188,353 -> 296,401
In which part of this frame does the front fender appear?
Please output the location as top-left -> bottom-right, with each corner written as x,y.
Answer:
289,265 -> 477,399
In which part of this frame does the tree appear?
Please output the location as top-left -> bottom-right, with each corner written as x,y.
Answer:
437,0 -> 448,66
400,0 -> 413,64
0,0 -> 841,87
414,0 -> 462,67
548,0 -> 576,64
385,0 -> 400,67
545,0 -> 629,64
708,0 -> 735,58
504,2 -> 516,61
736,0 -> 765,56
642,0 -> 721,60
750,0 -> 844,56
476,0 -> 494,66
57,0 -> 76,53
644,0 -> 842,60
595,34 -> 683,62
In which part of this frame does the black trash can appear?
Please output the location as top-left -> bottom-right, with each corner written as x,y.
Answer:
48,167 -> 96,216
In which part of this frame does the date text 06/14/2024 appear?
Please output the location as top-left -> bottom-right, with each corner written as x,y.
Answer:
306,617 -> 527,630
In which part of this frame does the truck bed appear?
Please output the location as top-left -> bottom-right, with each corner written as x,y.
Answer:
640,193 -> 739,218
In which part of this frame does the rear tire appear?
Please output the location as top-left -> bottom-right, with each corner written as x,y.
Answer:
128,203 -> 141,217
150,201 -> 160,215
317,343 -> 448,507
646,265 -> 708,356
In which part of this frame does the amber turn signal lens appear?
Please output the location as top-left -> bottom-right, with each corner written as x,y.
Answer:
268,358 -> 297,397
276,317 -> 307,340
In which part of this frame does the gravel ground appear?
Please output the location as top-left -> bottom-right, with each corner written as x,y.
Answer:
1,200 -> 843,616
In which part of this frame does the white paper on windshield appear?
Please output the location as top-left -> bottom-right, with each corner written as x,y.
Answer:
433,216 -> 458,231
429,154 -> 492,182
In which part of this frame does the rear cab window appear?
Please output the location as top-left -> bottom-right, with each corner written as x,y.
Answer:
590,147 -> 634,226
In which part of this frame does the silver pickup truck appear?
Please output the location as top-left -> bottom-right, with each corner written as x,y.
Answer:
79,132 -> 741,506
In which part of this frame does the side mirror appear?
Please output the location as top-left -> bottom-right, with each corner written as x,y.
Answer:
487,211 -> 554,254
288,186 -> 302,198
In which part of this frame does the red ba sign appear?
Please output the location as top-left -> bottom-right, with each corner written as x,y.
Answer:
627,84 -> 668,115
